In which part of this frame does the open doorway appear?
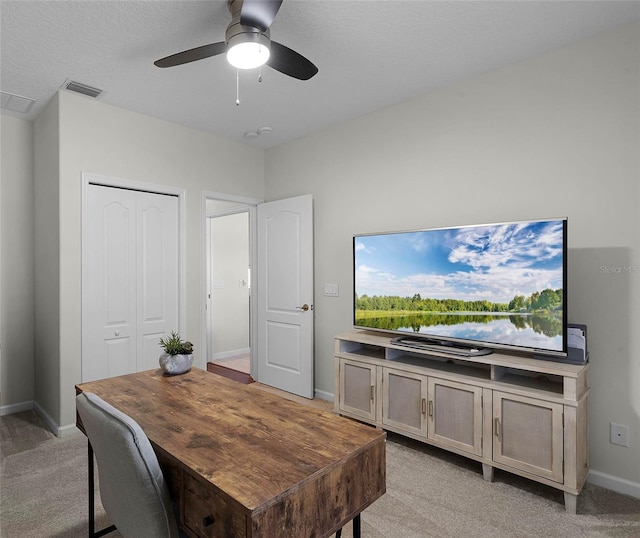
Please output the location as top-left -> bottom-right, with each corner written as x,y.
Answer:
202,192 -> 315,397
203,193 -> 260,382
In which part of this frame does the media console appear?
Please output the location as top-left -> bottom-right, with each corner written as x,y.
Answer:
334,330 -> 590,513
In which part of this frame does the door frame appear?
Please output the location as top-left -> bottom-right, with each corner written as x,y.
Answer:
201,191 -> 262,376
81,173 -> 187,375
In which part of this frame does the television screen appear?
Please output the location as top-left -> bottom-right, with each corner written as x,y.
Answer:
353,218 -> 567,356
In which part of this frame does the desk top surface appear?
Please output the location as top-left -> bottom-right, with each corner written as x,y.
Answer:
76,368 -> 385,514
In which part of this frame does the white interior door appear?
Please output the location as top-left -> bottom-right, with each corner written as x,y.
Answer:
83,184 -> 179,381
256,194 -> 314,398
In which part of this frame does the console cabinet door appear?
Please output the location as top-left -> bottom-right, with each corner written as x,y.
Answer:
493,391 -> 564,483
382,368 -> 428,436
339,359 -> 377,421
427,378 -> 483,456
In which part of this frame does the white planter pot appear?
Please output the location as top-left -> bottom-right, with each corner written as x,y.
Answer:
159,353 -> 194,375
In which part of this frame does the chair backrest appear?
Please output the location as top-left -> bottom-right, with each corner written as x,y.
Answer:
76,392 -> 179,538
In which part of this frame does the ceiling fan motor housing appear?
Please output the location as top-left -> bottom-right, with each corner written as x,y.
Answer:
226,0 -> 271,49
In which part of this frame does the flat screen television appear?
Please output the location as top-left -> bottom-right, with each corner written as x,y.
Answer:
353,218 -> 567,358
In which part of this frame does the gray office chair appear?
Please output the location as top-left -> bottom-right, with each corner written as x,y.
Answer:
76,392 -> 180,538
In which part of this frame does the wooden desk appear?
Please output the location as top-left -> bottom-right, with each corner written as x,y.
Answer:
76,368 -> 386,538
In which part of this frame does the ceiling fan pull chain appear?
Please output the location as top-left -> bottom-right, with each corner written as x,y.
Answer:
236,69 -> 240,106
258,66 -> 263,83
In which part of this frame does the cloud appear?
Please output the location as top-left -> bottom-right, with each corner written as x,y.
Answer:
447,221 -> 563,270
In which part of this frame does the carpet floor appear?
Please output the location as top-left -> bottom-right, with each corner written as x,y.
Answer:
2,407 -> 640,537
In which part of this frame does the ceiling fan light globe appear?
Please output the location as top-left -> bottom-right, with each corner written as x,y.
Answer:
227,42 -> 270,70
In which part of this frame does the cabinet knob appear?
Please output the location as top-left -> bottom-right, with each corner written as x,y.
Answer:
202,515 -> 215,527
115,330 -> 120,337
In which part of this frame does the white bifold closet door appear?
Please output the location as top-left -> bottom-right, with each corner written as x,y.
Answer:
83,184 -> 179,382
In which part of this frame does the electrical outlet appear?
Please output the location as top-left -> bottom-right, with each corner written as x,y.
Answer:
610,423 -> 629,447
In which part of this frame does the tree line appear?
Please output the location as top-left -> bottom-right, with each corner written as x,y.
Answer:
355,288 -> 562,314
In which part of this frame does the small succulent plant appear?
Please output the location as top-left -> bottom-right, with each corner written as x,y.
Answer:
159,331 -> 193,356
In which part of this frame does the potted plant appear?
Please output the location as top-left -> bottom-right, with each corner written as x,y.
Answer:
158,331 -> 194,375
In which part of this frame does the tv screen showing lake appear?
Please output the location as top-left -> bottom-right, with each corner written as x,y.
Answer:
354,219 -> 566,352
354,312 -> 564,351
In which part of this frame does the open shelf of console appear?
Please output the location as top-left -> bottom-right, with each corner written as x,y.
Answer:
334,330 -> 589,513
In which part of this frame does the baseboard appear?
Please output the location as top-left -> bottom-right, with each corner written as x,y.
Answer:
0,400 -> 34,416
314,389 -> 334,402
32,401 -> 61,436
211,348 -> 250,361
588,469 -> 640,500
58,423 -> 82,437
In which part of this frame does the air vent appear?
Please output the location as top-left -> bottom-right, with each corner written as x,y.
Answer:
61,79 -> 104,99
0,91 -> 36,114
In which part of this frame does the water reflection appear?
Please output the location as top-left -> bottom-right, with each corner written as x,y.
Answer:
355,312 -> 563,351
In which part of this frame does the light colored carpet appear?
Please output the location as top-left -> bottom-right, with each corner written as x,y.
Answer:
2,408 -> 640,538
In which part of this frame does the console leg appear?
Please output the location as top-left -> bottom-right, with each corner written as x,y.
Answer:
564,492 -> 577,514
482,463 -> 494,482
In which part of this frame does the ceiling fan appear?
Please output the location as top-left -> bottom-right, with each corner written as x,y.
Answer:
154,0 -> 318,81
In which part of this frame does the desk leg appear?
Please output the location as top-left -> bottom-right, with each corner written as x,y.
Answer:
87,441 -> 117,538
353,514 -> 361,538
335,514 -> 361,538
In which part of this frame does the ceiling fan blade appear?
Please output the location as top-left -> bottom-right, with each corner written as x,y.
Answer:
154,42 -> 227,68
240,0 -> 283,31
267,41 -> 318,80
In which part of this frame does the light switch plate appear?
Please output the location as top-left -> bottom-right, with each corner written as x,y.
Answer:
324,283 -> 339,297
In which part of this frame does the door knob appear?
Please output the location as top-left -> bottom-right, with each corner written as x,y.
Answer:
296,304 -> 310,311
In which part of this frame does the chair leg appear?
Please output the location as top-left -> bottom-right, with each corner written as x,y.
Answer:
87,441 -> 117,538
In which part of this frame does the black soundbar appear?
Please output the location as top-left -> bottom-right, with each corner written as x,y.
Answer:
391,337 -> 493,357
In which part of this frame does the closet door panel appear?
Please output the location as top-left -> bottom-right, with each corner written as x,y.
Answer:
137,192 -> 179,371
83,185 -> 137,382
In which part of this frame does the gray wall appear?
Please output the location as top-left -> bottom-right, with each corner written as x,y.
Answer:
265,23 -> 640,493
33,93 -> 62,426
0,115 -> 35,413
210,212 -> 250,356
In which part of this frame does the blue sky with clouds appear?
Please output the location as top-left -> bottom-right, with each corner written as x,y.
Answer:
355,219 -> 565,304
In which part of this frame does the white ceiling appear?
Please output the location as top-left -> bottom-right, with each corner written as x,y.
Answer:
2,1 -> 639,149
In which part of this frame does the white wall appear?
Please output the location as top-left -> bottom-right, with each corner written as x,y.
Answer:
38,90 -> 265,430
265,23 -> 640,493
0,115 -> 35,413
